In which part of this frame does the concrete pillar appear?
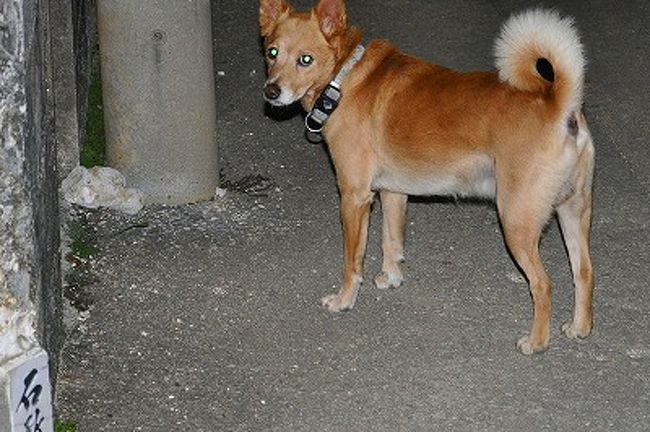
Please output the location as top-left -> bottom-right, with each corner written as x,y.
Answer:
97,0 -> 218,205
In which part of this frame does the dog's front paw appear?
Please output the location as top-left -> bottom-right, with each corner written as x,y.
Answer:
374,270 -> 403,290
516,335 -> 549,355
321,293 -> 355,312
561,320 -> 592,340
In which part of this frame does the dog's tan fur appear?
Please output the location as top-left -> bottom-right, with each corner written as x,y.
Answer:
260,0 -> 595,354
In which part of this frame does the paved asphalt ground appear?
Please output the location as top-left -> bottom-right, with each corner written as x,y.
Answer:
56,1 -> 649,431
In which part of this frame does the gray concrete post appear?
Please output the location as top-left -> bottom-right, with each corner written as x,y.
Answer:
97,0 -> 218,205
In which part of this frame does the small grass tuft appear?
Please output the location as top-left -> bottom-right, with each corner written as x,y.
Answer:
64,216 -> 98,312
55,420 -> 78,432
80,67 -> 106,168
68,220 -> 98,260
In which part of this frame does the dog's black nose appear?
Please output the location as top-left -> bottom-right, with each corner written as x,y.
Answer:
264,83 -> 281,100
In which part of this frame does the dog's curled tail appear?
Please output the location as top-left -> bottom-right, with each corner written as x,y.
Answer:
495,9 -> 585,114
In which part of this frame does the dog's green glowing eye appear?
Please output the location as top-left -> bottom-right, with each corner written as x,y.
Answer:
299,54 -> 314,67
267,47 -> 279,59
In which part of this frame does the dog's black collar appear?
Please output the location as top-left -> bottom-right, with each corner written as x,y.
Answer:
305,45 -> 365,141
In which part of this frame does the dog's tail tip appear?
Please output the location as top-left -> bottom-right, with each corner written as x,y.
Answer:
494,8 -> 585,112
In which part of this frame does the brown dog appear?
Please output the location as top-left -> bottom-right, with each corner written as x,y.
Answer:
259,0 -> 595,354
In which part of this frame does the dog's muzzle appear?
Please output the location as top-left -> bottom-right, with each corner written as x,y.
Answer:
264,83 -> 281,102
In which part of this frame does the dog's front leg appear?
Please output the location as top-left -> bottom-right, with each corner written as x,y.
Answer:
322,189 -> 374,312
375,190 -> 408,289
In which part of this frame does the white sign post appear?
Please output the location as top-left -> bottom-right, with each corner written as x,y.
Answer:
2,349 -> 53,432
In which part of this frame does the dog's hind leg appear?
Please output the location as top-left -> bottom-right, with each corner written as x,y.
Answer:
497,179 -> 558,354
557,190 -> 594,339
557,114 -> 595,339
322,188 -> 374,312
502,219 -> 553,354
375,190 -> 408,290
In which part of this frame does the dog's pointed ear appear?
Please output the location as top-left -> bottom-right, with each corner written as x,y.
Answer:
315,0 -> 347,38
260,0 -> 293,36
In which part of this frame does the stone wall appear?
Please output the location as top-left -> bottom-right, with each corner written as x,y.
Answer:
0,0 -> 62,372
1,2 -> 96,426
1,0 -> 34,325
1,3 -> 58,427
0,0 -> 98,367
26,0 -> 64,371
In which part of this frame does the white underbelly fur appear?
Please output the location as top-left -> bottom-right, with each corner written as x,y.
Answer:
372,156 -> 496,199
